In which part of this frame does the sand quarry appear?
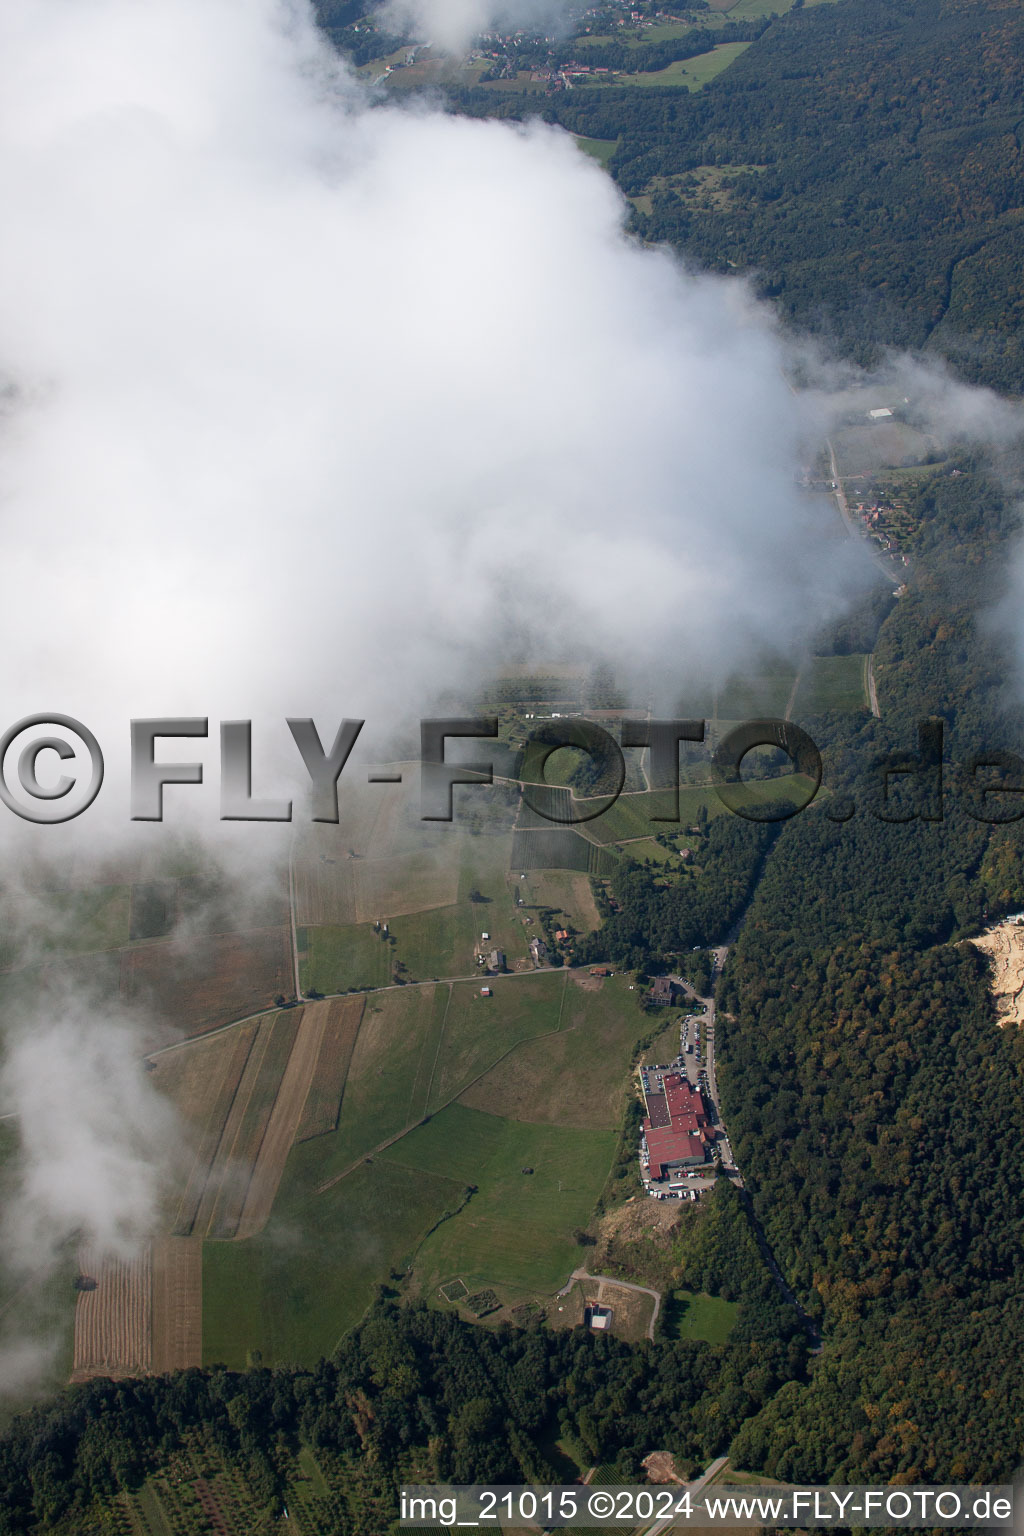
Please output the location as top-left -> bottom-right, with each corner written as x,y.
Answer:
971,917 -> 1024,1027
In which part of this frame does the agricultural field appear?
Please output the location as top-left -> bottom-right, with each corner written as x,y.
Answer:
458,973 -> 646,1130
198,1010 -> 302,1239
793,653 -> 871,715
511,826 -> 601,871
712,667 -> 800,720
516,869 -> 601,932
664,1288 -> 740,1343
424,972 -> 568,1111
234,1004 -> 342,1239
616,837 -> 680,865
833,421 -> 938,476
581,41 -> 753,89
151,1236 -> 202,1373
71,1246 -> 152,1381
299,921 -> 393,992
202,1158 -> 465,1369
0,883 -> 130,971
0,1210 -> 76,1425
282,984 -> 450,1192
120,928 -> 293,1038
155,1021 -> 263,1237
388,1104 -> 617,1295
581,776 -> 815,844
294,996 -> 364,1142
298,820 -> 528,989
129,880 -> 177,941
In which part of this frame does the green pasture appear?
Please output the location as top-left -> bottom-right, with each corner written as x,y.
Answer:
385,1104 -> 617,1294
665,1288 -> 740,1343
793,653 -> 871,715
202,1159 -> 464,1369
426,972 -> 568,1111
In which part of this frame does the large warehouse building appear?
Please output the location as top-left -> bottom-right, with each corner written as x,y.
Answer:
642,1072 -> 713,1181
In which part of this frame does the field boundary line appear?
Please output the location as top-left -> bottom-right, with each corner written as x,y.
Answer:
316,1014 -> 584,1197
171,1023 -> 258,1236
422,983 -> 453,1114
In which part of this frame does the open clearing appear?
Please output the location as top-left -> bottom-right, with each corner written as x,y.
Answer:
553,1276 -> 655,1342
793,654 -> 871,714
574,135 -> 618,167
664,1288 -> 740,1343
151,1237 -> 202,1373
971,919 -> 1024,1026
72,1245 -> 151,1381
584,41 -> 753,89
388,1104 -> 617,1294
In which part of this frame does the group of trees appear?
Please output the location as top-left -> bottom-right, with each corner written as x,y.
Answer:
575,812 -> 776,969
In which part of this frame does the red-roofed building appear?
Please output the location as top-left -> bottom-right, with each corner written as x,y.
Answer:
646,1125 -> 706,1179
642,1072 -> 712,1181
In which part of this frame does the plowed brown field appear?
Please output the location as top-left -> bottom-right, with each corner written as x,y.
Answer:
120,928 -> 292,1036
72,1245 -> 151,1381
151,1236 -> 202,1372
235,1001 -> 344,1238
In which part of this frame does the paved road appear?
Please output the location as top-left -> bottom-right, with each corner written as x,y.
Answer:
558,1269 -> 661,1341
638,1456 -> 730,1534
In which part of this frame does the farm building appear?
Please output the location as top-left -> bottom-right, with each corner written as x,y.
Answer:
488,948 -> 506,972
480,986 -> 492,997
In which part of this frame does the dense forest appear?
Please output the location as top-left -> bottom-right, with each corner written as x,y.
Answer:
441,0 -> 1024,391
707,456 -> 1024,1479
